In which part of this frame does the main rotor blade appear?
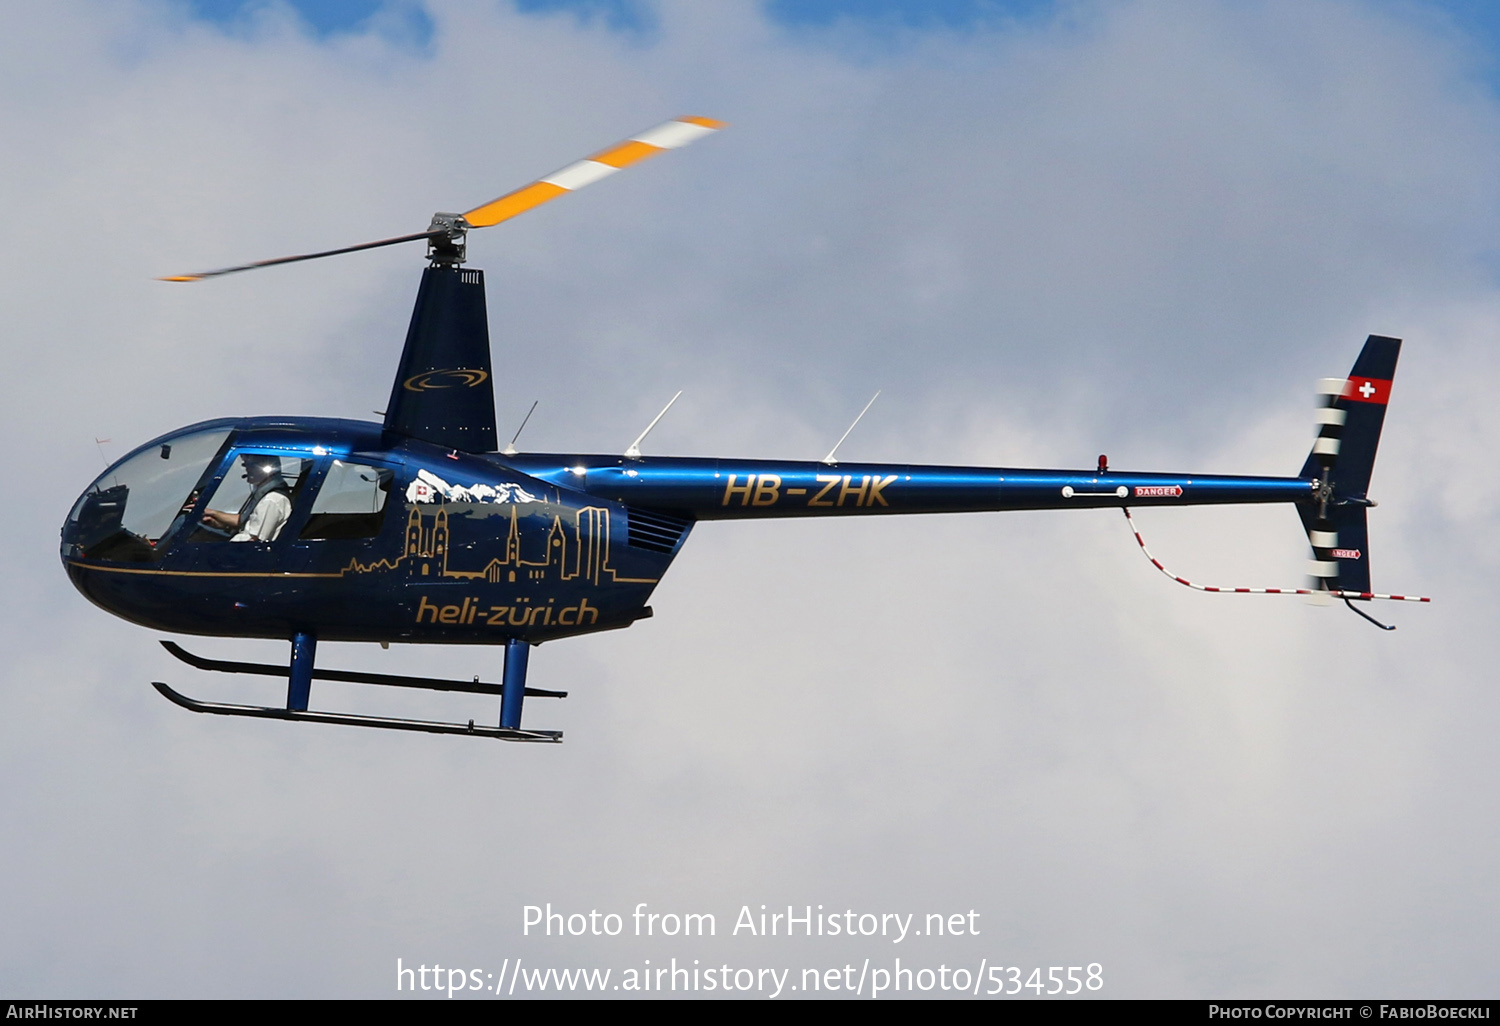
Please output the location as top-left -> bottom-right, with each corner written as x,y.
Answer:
160,228 -> 442,282
462,115 -> 726,228
159,116 -> 725,281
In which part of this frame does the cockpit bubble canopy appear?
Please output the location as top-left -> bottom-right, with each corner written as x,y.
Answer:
64,425 -> 231,560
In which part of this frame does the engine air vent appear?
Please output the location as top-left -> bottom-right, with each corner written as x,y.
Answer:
625,507 -> 692,554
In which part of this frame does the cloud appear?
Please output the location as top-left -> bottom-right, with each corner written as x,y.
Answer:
3,0 -> 1498,997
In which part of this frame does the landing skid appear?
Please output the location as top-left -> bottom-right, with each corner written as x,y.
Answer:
153,635 -> 562,742
160,641 -> 567,699
152,681 -> 561,741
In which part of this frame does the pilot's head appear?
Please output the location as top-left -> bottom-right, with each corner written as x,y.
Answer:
242,455 -> 283,486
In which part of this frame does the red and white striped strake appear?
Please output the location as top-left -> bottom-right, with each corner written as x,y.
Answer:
1121,507 -> 1430,603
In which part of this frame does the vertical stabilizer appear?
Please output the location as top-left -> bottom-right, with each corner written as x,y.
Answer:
1298,335 -> 1400,595
1298,335 -> 1401,497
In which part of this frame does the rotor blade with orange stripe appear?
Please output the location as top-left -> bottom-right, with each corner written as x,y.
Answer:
159,116 -> 725,282
462,116 -> 726,229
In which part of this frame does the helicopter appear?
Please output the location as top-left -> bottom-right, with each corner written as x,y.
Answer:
60,116 -> 1427,743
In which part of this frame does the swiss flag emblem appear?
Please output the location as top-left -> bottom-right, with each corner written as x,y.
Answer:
1346,377 -> 1391,405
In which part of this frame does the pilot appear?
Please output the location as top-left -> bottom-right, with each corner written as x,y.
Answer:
202,455 -> 293,542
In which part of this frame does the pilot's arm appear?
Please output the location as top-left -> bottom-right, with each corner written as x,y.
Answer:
232,491 -> 292,542
201,508 -> 242,532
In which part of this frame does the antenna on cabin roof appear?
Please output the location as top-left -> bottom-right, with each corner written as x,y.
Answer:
502,400 -> 539,456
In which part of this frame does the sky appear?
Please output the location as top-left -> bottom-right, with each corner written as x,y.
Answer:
4,0 -> 1500,1000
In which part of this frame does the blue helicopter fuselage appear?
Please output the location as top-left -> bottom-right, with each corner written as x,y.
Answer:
61,415 -> 1316,647
58,112 -> 1411,740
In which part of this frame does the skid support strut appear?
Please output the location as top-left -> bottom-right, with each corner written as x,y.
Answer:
288,632 -> 315,711
501,638 -> 530,730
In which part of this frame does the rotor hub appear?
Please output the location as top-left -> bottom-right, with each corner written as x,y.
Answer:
426,212 -> 469,267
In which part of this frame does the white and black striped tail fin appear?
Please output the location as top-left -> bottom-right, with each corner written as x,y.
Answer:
1297,335 -> 1400,595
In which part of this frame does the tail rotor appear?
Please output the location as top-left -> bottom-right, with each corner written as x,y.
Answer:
1303,376 -> 1347,594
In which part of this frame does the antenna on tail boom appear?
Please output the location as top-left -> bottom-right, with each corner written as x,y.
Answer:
625,391 -> 683,458
822,391 -> 881,465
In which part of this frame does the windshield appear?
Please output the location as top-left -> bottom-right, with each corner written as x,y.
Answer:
65,426 -> 232,560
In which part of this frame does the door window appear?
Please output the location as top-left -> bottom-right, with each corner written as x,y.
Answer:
194,453 -> 309,542
300,460 -> 392,540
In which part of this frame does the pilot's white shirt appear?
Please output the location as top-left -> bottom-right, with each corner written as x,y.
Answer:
232,491 -> 292,542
